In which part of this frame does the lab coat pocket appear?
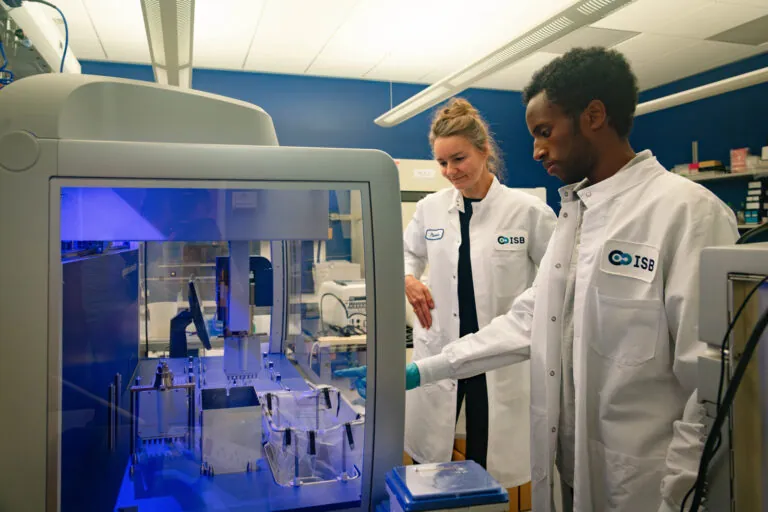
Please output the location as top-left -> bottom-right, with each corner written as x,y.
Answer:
412,322 -> 444,359
491,253 -> 527,302
593,293 -> 661,366
405,382 -> 455,463
589,440 -> 666,512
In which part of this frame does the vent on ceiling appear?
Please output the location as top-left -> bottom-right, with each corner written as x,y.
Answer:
708,14 -> 768,46
578,0 -> 616,16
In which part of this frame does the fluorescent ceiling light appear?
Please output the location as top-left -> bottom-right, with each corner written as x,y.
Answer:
140,0 -> 195,88
374,0 -> 637,127
635,66 -> 768,116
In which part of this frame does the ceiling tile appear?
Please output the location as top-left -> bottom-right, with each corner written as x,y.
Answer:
306,0 -> 410,77
311,0 -> 570,80
717,0 -> 768,7
47,0 -> 106,61
83,0 -> 150,63
193,0 -> 266,70
634,39 -> 762,89
473,52 -> 561,91
612,32 -> 698,68
709,13 -> 768,45
363,61 -> 435,84
244,0 -> 358,74
593,0 -> 709,33
653,1 -> 768,39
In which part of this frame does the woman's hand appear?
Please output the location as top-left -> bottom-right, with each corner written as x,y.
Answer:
405,275 -> 435,329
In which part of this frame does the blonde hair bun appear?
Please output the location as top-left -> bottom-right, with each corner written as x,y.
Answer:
442,98 -> 479,119
429,97 -> 502,176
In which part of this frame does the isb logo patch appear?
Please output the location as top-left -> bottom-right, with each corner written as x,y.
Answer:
601,240 -> 659,283
498,235 -> 526,245
496,231 -> 527,251
608,249 -> 655,272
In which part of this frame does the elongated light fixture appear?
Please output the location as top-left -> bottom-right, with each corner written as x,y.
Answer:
374,0 -> 637,127
635,66 -> 768,116
140,0 -> 195,88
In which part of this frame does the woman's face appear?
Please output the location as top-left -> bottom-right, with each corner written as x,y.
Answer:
433,135 -> 490,193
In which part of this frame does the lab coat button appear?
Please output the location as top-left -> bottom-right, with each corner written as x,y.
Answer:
551,316 -> 557,322
453,313 -> 458,318
549,370 -> 555,376
551,427 -> 556,433
562,212 -> 569,218
585,191 -> 592,198
555,263 -> 562,269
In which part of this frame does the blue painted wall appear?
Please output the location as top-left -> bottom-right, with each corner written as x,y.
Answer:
632,52 -> 768,172
82,51 -> 768,212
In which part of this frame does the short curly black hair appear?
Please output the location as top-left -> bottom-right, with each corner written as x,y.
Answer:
522,47 -> 639,138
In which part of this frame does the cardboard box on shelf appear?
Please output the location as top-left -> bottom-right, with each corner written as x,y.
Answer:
731,148 -> 749,172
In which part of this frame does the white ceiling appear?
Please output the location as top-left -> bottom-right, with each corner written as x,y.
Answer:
49,0 -> 768,91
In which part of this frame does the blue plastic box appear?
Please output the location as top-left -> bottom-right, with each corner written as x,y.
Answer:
385,460 -> 509,512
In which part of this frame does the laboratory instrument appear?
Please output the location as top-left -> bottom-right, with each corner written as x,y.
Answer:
0,0 -> 80,82
0,74 -> 406,512
319,279 -> 367,330
696,243 -> 768,511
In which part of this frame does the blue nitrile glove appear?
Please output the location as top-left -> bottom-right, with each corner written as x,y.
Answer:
355,376 -> 367,399
334,366 -> 367,399
334,363 -> 421,394
405,363 -> 421,390
334,366 -> 366,380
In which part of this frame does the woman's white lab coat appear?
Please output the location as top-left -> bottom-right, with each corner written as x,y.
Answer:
415,153 -> 739,511
402,177 -> 556,488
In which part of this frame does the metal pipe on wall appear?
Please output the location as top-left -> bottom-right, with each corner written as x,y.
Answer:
635,67 -> 768,117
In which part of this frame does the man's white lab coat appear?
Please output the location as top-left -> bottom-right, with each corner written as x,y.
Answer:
403,176 -> 556,487
415,153 -> 738,511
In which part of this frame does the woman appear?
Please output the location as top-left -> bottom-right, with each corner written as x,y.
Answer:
403,98 -> 556,489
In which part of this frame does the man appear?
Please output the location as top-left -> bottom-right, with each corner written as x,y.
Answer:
413,47 -> 737,511
339,47 -> 737,511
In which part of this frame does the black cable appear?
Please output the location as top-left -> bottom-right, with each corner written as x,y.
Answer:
688,303 -> 768,511
716,277 -> 768,412
736,221 -> 768,245
319,292 -> 349,332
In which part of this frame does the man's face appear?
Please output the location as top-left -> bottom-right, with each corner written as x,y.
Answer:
525,92 -> 597,185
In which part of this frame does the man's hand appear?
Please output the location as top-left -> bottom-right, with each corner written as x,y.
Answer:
335,366 -> 367,399
334,363 -> 422,398
406,275 -> 435,329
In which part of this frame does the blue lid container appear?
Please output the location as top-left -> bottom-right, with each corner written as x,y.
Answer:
385,460 -> 508,511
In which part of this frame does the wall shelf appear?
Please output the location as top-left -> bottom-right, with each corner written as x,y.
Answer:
676,169 -> 768,182
738,222 -> 766,231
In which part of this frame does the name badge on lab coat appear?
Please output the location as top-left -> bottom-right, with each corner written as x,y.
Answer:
600,239 -> 659,283
495,231 -> 527,251
425,229 -> 444,241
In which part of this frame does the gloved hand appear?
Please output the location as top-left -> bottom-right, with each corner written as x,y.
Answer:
334,366 -> 367,399
406,363 -> 421,390
334,363 -> 421,397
